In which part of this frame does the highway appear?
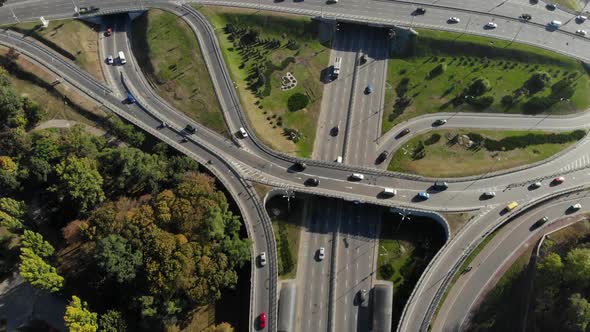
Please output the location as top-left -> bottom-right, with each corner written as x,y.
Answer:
432,190 -> 590,332
3,0 -> 590,331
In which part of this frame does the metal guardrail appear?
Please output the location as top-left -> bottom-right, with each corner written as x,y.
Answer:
342,51 -> 360,163
405,185 -> 588,332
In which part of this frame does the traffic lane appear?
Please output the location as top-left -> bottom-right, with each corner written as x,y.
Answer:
437,191 -> 590,331
334,203 -> 379,332
301,199 -> 338,332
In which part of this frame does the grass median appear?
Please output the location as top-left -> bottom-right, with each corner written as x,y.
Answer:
131,9 -> 226,136
199,6 -> 330,157
383,29 -> 590,134
389,129 -> 585,178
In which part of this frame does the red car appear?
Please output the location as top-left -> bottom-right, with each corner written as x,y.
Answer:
105,27 -> 112,36
553,176 -> 565,185
259,312 -> 267,329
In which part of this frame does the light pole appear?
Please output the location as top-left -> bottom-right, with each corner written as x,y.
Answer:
282,189 -> 294,213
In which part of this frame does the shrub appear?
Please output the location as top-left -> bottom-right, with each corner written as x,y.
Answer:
287,93 -> 309,112
468,78 -> 491,97
429,63 -> 447,78
425,133 -> 441,145
482,130 -> 586,151
380,264 -> 394,279
525,71 -> 551,94
412,141 -> 426,160
467,95 -> 494,110
551,79 -> 575,100
501,95 -> 515,107
523,96 -> 557,113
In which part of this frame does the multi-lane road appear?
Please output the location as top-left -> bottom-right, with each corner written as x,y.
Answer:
3,0 -> 590,331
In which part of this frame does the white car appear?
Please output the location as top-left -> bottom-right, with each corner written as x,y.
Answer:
318,247 -> 325,260
485,22 -> 498,29
107,55 -> 114,65
576,29 -> 587,36
576,15 -> 587,22
449,17 -> 460,23
549,20 -> 562,28
259,252 -> 267,266
571,203 -> 582,211
238,127 -> 248,138
531,181 -> 542,189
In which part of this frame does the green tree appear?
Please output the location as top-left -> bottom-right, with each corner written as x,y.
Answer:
0,197 -> 26,230
95,234 -> 143,283
287,93 -> 309,112
525,71 -> 551,94
59,125 -> 104,159
18,247 -> 63,292
51,156 -> 105,214
98,310 -> 126,332
64,296 -> 98,332
98,148 -> 167,195
468,78 -> 491,96
22,230 -> 55,258
564,248 -> 590,286
539,252 -> 563,276
566,293 -> 590,332
27,157 -> 53,184
0,85 -> 23,123
22,98 -> 45,128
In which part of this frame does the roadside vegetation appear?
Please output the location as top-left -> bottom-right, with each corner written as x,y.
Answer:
5,19 -> 105,83
470,218 -> 590,331
267,195 -> 302,279
389,129 -> 585,177
0,63 -> 245,330
131,9 -> 226,135
553,0 -> 585,11
376,211 -> 445,327
383,29 -> 590,133
199,6 -> 330,157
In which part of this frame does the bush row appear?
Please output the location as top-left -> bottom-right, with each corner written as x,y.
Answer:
467,130 -> 586,151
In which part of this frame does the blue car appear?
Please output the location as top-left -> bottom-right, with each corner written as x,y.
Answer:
418,192 -> 430,200
127,92 -> 136,104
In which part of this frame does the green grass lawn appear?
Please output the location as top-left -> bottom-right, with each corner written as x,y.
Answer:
268,197 -> 303,279
5,19 -> 104,83
131,10 -> 226,136
199,6 -> 330,157
383,29 -> 590,133
272,219 -> 301,279
553,0 -> 584,11
377,238 -> 416,286
389,129 -> 582,178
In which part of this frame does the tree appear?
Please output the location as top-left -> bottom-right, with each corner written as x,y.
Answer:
0,197 -> 26,230
95,234 -> 143,283
468,78 -> 491,96
18,247 -> 63,292
22,98 -> 45,128
22,230 -> 55,258
51,156 -> 105,215
0,85 -> 23,122
203,322 -> 234,332
525,71 -> 551,94
564,248 -> 590,286
539,252 -> 563,275
59,125 -> 103,159
287,93 -> 309,112
98,148 -> 167,196
565,293 -> 590,332
501,95 -> 515,107
98,310 -> 127,332
27,157 -> 53,184
429,63 -> 446,78
0,156 -> 17,174
64,296 -> 98,332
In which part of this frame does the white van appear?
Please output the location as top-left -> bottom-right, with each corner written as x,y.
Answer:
118,51 -> 126,64
336,156 -> 342,163
350,173 -> 364,181
382,188 -> 397,197
549,20 -> 562,28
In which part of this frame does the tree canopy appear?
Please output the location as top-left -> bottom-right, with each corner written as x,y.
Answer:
64,296 -> 98,332
51,156 -> 105,215
18,247 -> 63,292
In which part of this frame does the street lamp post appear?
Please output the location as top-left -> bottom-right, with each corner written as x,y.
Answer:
282,189 -> 294,213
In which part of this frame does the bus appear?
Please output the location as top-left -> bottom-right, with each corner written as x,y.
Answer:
332,56 -> 342,79
118,51 -> 126,65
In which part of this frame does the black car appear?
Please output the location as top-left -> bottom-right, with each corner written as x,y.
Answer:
376,150 -> 389,164
519,13 -> 532,21
294,161 -> 307,171
330,126 -> 340,137
185,124 -> 196,134
399,128 -> 411,137
415,7 -> 426,15
546,3 -> 556,10
530,216 -> 549,230
305,177 -> 320,187
360,54 -> 367,64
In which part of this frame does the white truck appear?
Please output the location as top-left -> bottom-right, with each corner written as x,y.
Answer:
118,51 -> 126,65
332,56 -> 342,79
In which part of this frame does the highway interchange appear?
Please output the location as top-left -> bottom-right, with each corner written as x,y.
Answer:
3,0 -> 590,331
